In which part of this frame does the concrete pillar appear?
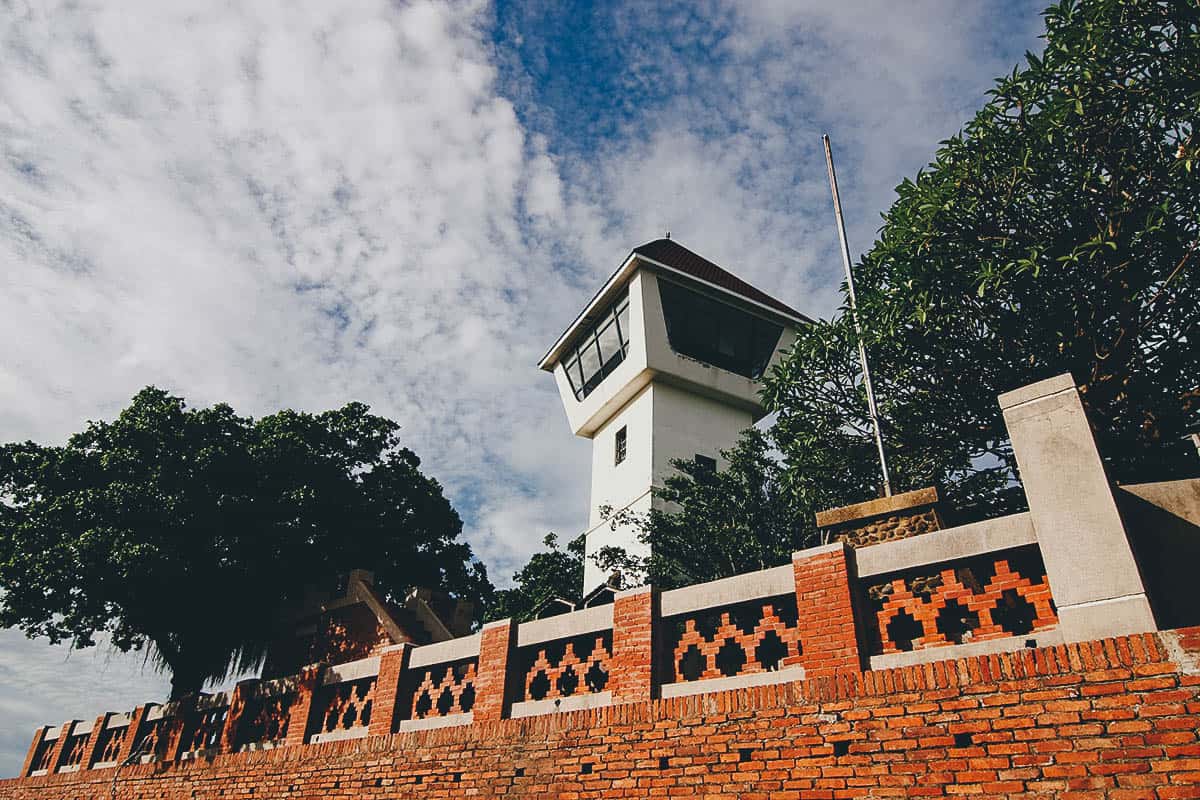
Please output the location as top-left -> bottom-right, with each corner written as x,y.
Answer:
218,680 -> 258,754
368,643 -> 412,736
115,703 -> 157,764
282,663 -> 325,748
20,725 -> 53,777
609,586 -> 657,703
473,619 -> 517,721
160,697 -> 198,762
999,373 -> 1156,641
793,542 -> 864,677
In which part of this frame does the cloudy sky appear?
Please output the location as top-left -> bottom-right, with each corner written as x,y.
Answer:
0,0 -> 1046,775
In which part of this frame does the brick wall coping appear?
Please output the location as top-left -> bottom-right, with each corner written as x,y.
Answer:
395,711 -> 473,733
406,632 -> 480,668
321,655 -> 379,685
195,691 -> 231,710
102,712 -> 131,730
102,714 -> 129,734
660,562 -> 793,617
251,675 -> 303,697
854,510 -> 1036,578
815,486 -> 940,528
870,626 -> 1065,670
660,664 -> 807,699
516,602 -> 613,647
510,690 -> 613,718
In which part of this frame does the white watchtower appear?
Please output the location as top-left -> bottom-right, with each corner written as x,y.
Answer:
539,239 -> 808,596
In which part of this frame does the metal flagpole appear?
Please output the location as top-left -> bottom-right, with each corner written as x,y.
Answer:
823,134 -> 893,497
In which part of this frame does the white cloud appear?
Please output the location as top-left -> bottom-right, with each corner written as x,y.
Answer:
0,0 -> 1044,776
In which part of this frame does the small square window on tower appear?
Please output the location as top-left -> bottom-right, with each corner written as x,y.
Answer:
615,426 -> 627,465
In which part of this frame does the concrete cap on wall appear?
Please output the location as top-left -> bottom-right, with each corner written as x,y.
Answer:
997,372 -> 1076,410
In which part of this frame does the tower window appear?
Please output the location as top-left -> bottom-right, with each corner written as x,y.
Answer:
615,426 -> 627,465
562,291 -> 632,401
658,280 -> 783,379
694,454 -> 716,474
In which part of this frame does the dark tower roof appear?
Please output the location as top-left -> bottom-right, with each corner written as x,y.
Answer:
539,237 -> 808,371
630,238 -> 804,320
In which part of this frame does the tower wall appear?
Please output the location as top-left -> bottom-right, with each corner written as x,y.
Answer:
558,267 -> 794,594
581,381 -> 756,592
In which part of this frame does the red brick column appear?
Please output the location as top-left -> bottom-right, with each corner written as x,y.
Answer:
19,726 -> 52,777
609,586 -> 657,703
793,542 -> 865,678
369,643 -> 412,736
473,620 -> 517,721
115,703 -> 157,764
45,720 -> 79,774
282,663 -> 325,748
218,680 -> 258,754
161,697 -> 198,763
80,713 -> 113,770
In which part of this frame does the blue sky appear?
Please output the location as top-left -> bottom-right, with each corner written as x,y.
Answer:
0,0 -> 1045,775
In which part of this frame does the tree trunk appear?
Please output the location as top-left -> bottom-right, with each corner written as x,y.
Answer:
169,663 -> 205,700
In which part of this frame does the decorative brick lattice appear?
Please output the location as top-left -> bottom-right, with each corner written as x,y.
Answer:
519,632 -> 612,702
179,705 -> 229,755
94,723 -> 128,765
58,731 -> 90,769
131,718 -> 166,760
235,693 -> 294,748
409,660 -> 477,720
665,596 -> 803,683
865,547 -> 1058,655
28,736 -> 56,773
312,677 -> 375,736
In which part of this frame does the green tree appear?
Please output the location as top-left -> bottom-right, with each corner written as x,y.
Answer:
768,0 -> 1200,520
0,387 -> 492,698
588,429 -> 816,590
486,533 -> 583,622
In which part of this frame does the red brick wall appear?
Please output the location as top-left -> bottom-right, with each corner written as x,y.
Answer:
4,628 -> 1198,799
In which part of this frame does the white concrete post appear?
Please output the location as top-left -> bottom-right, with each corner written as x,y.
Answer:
999,373 -> 1156,641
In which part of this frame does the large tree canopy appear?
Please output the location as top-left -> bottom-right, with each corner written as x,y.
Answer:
767,0 -> 1200,519
0,387 -> 492,697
